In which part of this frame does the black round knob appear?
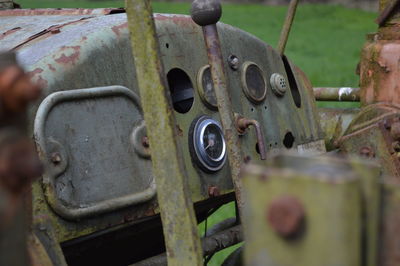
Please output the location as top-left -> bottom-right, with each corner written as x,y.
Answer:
190,0 -> 222,26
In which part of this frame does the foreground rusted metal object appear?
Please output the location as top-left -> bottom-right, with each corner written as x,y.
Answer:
0,52 -> 45,265
191,0 -> 245,215
125,1 -> 203,265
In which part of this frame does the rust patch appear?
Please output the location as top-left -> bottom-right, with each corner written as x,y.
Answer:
54,46 -> 80,65
0,27 -> 21,41
26,68 -> 43,78
112,22 -> 128,37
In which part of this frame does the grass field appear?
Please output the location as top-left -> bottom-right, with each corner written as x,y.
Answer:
15,0 -> 377,264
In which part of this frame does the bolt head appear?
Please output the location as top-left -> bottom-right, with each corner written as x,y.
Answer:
51,152 -> 61,164
142,136 -> 150,148
190,0 -> 222,26
267,196 -> 305,238
208,186 -> 220,197
228,55 -> 239,70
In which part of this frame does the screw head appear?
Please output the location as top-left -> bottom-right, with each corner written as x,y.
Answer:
190,0 -> 222,26
51,152 -> 61,164
228,55 -> 239,70
267,196 -> 305,238
208,186 -> 220,197
270,73 -> 287,96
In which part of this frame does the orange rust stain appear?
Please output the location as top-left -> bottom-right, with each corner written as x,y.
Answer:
112,22 -> 128,37
54,46 -> 80,65
26,68 -> 43,78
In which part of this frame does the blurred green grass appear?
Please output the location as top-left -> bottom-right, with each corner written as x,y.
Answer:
15,0 -> 376,263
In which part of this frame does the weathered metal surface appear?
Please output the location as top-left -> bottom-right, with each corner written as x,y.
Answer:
277,0 -> 299,56
0,0 -> 13,10
34,86 -> 156,220
191,0 -> 245,215
126,1 -> 203,265
318,107 -> 359,150
242,155 -> 364,266
313,87 -> 360,102
0,8 -> 125,16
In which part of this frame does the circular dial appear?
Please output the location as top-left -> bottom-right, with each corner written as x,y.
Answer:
241,62 -> 267,103
197,65 -> 218,109
189,116 -> 226,172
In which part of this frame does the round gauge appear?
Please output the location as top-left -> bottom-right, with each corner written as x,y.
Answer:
197,65 -> 218,109
241,62 -> 267,103
189,116 -> 226,172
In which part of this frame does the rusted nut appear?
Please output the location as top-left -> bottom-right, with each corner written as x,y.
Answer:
267,196 -> 305,238
142,136 -> 150,148
359,146 -> 375,158
51,152 -> 61,164
208,186 -> 220,197
391,122 -> 400,140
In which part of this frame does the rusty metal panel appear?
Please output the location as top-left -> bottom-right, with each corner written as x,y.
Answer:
242,155 -> 363,266
34,86 -> 155,220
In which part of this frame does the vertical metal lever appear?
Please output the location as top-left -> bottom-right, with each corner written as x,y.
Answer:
191,0 -> 245,213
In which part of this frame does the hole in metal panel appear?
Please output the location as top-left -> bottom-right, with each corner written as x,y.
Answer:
283,132 -> 295,149
282,55 -> 301,108
167,68 -> 194,114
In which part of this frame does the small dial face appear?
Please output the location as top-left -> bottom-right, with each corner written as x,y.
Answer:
190,116 -> 226,172
197,65 -> 218,109
202,123 -> 224,161
242,62 -> 267,103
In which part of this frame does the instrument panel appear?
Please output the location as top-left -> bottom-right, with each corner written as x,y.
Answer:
0,10 -> 324,242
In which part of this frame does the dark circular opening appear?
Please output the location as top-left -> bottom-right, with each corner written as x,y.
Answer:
167,68 -> 194,113
283,132 -> 295,149
250,107 -> 254,112
166,43 -> 169,48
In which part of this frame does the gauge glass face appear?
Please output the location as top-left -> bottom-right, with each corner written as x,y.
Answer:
202,123 -> 224,161
199,66 -> 218,108
190,116 -> 226,172
243,63 -> 267,103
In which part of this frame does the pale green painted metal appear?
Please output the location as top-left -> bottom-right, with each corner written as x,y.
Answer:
242,155 -> 362,266
125,1 -> 203,265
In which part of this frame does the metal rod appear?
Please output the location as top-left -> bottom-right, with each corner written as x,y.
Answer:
313,87 -> 360,102
277,0 -> 299,56
191,0 -> 245,215
235,115 -> 267,160
131,225 -> 243,266
125,1 -> 203,265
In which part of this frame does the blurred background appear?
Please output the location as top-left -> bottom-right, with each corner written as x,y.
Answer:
12,0 -> 378,264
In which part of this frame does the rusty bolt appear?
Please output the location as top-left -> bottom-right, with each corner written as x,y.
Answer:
391,122 -> 400,140
267,196 -> 305,238
208,186 -> 220,197
359,146 -> 375,158
142,136 -> 150,148
51,152 -> 61,164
